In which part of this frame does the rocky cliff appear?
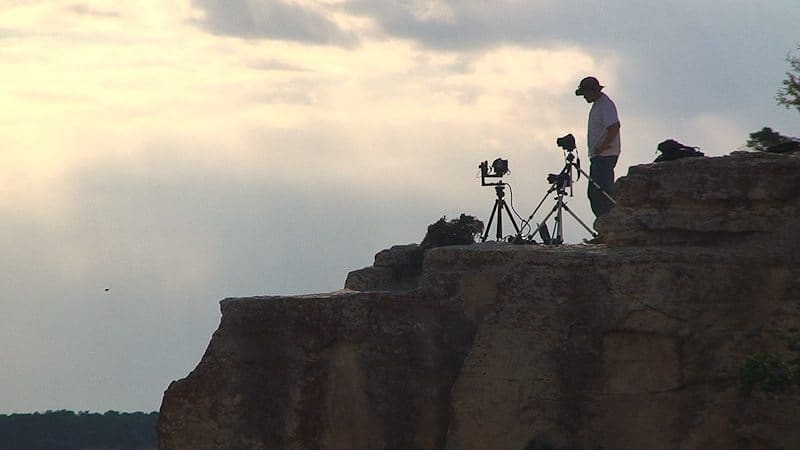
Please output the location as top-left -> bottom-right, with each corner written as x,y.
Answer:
158,151 -> 800,449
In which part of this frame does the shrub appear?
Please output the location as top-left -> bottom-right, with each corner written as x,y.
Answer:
420,214 -> 484,250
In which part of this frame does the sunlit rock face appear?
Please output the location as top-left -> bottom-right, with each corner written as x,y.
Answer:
159,151 -> 800,450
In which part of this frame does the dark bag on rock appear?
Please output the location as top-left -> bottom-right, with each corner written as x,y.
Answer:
655,139 -> 705,162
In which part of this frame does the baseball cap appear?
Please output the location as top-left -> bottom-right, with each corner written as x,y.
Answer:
575,76 -> 604,96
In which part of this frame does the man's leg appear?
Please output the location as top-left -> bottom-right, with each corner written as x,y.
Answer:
588,155 -> 618,217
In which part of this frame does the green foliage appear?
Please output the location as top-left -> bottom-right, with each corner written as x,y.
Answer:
420,214 -> 484,250
740,353 -> 793,394
777,45 -> 800,112
0,410 -> 158,450
524,439 -> 557,450
745,127 -> 794,152
740,328 -> 800,395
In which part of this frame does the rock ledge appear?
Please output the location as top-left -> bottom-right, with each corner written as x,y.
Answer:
159,152 -> 800,450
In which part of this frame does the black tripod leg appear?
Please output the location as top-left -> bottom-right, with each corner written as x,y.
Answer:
561,203 -> 598,237
575,165 -> 616,204
481,200 -> 500,242
496,199 -> 504,240
521,188 -> 554,233
500,201 -> 522,235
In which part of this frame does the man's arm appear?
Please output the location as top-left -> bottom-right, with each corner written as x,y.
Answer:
595,121 -> 620,154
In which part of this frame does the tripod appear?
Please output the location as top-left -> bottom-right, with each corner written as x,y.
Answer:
481,182 -> 522,242
522,151 -> 614,244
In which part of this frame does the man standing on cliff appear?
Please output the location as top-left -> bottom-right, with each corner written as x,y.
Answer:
575,76 -> 620,218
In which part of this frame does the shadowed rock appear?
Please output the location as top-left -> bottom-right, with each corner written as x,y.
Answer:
159,151 -> 800,450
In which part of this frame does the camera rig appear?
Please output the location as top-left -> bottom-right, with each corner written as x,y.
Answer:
556,133 -> 576,151
472,133 -> 617,245
479,158 -> 509,185
477,158 -> 521,242
520,133 -> 610,244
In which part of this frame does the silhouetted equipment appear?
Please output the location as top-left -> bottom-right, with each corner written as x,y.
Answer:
556,133 -> 577,151
478,158 -> 522,242
654,139 -> 705,162
480,158 -> 509,179
521,134 -> 614,244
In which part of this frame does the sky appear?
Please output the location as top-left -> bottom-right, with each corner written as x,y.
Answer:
0,0 -> 798,414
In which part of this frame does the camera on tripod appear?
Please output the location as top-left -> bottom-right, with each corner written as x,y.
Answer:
515,132 -> 600,245
479,158 -> 509,186
476,157 -> 521,242
547,171 -> 571,190
556,133 -> 576,151
546,135 -> 577,192
479,158 -> 509,177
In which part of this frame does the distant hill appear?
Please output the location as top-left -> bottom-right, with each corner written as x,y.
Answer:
0,410 -> 157,450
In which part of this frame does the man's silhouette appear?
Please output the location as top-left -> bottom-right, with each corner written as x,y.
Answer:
576,76 -> 620,218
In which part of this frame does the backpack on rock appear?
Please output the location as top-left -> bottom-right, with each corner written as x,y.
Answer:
655,139 -> 705,162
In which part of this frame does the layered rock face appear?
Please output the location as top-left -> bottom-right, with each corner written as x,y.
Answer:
159,151 -> 800,449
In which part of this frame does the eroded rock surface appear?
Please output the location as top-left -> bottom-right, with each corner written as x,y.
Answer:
596,151 -> 800,245
159,151 -> 800,449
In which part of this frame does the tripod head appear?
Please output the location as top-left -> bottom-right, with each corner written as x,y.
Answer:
545,151 -> 581,196
546,167 -> 572,194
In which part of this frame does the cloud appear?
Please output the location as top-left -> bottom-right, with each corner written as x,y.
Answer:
341,0 -> 559,50
66,3 -> 122,18
342,0 -> 800,120
190,0 -> 358,46
248,58 -> 314,72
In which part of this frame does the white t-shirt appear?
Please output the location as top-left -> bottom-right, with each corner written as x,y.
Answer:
587,93 -> 620,158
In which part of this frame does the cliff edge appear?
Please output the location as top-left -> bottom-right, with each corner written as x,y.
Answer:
158,151 -> 800,449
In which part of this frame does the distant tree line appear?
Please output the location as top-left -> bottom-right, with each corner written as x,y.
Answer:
0,410 -> 157,450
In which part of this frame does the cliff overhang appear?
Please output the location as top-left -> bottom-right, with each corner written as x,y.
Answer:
159,151 -> 800,449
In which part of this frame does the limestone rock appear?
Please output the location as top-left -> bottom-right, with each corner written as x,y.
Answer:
344,244 -> 423,291
159,152 -> 800,449
596,151 -> 800,245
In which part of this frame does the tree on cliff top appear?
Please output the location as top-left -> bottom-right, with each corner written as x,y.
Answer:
743,46 -> 800,153
745,127 -> 794,152
776,45 -> 800,113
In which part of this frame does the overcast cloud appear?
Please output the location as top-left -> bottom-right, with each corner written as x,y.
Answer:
0,0 -> 797,413
340,0 -> 800,118
191,0 -> 358,45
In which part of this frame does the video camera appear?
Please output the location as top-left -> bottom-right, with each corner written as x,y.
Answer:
479,158 -> 509,177
556,133 -> 576,151
545,133 -> 581,194
479,158 -> 509,186
547,171 -> 571,190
